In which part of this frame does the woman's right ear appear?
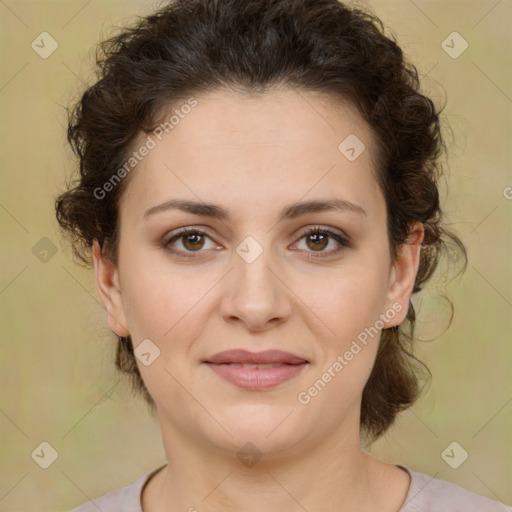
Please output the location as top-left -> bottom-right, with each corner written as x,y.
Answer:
92,239 -> 130,337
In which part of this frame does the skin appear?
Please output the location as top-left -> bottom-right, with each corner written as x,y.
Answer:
93,87 -> 424,512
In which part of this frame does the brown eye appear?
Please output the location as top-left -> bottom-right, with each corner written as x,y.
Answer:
163,228 -> 219,257
294,227 -> 351,258
305,232 -> 329,251
181,232 -> 205,251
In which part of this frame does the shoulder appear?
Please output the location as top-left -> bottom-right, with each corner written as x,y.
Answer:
399,466 -> 512,512
69,466 -> 164,512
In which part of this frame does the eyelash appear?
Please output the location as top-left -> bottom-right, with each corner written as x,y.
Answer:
162,226 -> 351,260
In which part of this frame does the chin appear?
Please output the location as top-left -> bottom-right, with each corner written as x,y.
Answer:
213,404 -> 306,450
210,429 -> 305,463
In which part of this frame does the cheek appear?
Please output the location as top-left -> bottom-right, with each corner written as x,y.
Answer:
121,267 -> 207,340
297,269 -> 386,409
118,244 -> 222,360
295,256 -> 389,401
299,260 -> 390,344
120,264 -> 215,401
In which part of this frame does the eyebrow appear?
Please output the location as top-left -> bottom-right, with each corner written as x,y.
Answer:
143,197 -> 367,220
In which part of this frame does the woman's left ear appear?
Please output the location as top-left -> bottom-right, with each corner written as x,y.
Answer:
383,222 -> 424,327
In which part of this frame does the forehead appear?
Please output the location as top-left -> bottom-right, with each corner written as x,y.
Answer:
120,87 -> 383,219
167,88 -> 374,152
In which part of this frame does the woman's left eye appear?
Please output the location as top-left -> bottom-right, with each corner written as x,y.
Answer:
293,227 -> 351,258
163,226 -> 350,258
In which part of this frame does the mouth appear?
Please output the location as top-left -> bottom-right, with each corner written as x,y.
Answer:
203,349 -> 309,390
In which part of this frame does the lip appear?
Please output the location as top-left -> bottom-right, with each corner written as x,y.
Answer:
203,349 -> 309,391
204,349 -> 308,365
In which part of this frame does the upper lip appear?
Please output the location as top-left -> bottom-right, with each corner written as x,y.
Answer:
204,349 -> 308,365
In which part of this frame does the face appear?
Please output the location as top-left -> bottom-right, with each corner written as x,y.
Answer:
93,88 -> 423,459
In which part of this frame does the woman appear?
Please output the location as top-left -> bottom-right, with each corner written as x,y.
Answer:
56,0 -> 510,510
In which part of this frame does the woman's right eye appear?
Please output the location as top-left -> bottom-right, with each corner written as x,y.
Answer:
163,228 -> 220,258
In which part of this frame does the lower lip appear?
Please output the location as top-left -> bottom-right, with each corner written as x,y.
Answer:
204,363 -> 308,390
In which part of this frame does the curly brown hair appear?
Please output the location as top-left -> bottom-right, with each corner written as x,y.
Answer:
55,0 -> 467,443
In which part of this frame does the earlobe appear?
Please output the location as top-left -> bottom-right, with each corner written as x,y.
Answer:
92,239 -> 130,337
383,223 -> 424,327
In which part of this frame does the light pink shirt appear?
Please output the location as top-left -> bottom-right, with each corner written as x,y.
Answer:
70,465 -> 511,511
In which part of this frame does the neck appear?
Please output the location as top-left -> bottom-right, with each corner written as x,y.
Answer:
143,415 -> 408,512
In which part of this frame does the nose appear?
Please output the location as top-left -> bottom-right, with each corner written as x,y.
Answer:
219,245 -> 292,332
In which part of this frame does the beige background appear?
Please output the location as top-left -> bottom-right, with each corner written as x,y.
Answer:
0,0 -> 510,510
